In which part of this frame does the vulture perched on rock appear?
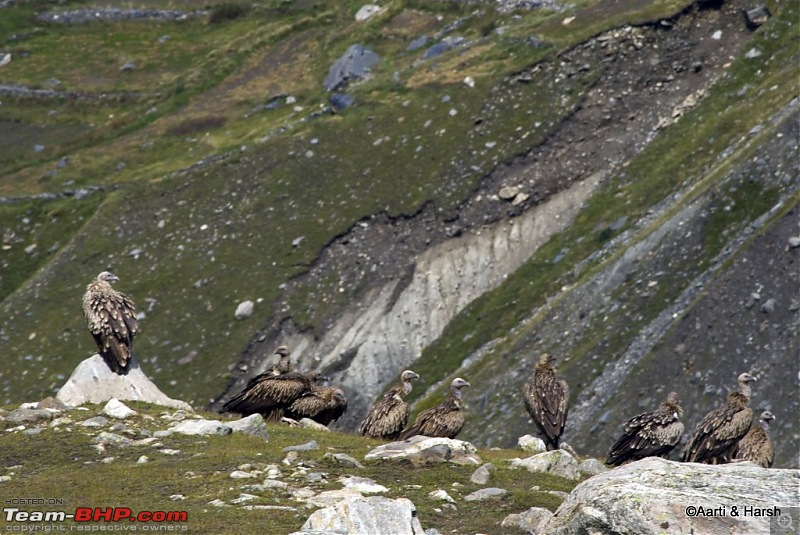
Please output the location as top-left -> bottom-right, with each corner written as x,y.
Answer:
523,353 -> 569,451
222,370 -> 329,422
606,391 -> 684,466
358,370 -> 420,439
733,410 -> 775,468
682,372 -> 757,464
285,386 -> 348,426
264,345 -> 292,376
398,377 -> 470,440
82,271 -> 139,374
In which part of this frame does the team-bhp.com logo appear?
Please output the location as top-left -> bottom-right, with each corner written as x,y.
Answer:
5,507 -> 188,523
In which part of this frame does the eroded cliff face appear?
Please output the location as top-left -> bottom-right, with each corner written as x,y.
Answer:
218,2 -> 799,467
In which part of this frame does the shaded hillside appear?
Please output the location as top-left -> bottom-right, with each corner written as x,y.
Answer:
0,0 -> 797,470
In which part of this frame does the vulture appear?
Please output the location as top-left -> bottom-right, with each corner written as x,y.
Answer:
398,377 -> 470,440
606,391 -> 684,466
82,271 -> 139,374
682,372 -> 757,464
264,345 -> 292,376
733,410 -> 775,468
522,353 -> 569,451
358,370 -> 420,439
222,370 -> 329,422
285,387 -> 348,426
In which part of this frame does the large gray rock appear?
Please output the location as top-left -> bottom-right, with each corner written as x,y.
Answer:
159,419 -> 232,437
510,449 -> 580,480
226,414 -> 269,438
546,458 -> 799,534
56,355 -> 191,410
364,436 -> 481,466
501,507 -> 554,533
293,496 -> 425,535
322,44 -> 380,92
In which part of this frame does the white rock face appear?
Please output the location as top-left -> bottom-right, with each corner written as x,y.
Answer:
547,458 -> 799,534
226,414 -> 269,438
279,173 -> 603,409
340,476 -> 388,494
56,355 -> 191,410
501,507 -> 554,533
511,449 -> 580,480
355,4 -> 383,21
102,399 -> 137,419
294,496 -> 426,535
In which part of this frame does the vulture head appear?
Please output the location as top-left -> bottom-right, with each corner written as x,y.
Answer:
97,271 -> 119,283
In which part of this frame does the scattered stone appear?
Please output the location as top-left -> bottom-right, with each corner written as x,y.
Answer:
162,419 -> 232,437
761,298 -> 776,314
49,417 -> 73,428
208,499 -> 229,507
464,487 -> 507,501
23,428 -> 44,436
355,5 -> 383,22
518,435 -> 547,454
548,458 -> 797,534
407,36 -> 428,52
230,470 -> 255,479
227,414 -> 269,438
422,36 -> 467,60
745,48 -> 762,59
283,440 -> 318,453
230,493 -> 259,504
340,476 -> 388,494
578,458 -> 608,477
510,449 -> 580,480
305,472 -> 326,483
56,354 -> 192,410
463,76 -> 475,88
137,456 -> 149,464
743,6 -> 771,28
498,185 -> 520,200
78,416 -> 108,427
0,53 -> 10,68
329,93 -> 355,112
119,62 -> 136,72
323,44 -> 380,92
323,452 -> 364,469
294,496 -> 426,535
364,436 -> 481,466
470,463 -> 494,485
169,494 -> 185,501
291,236 -> 305,247
102,399 -> 137,419
297,418 -> 330,432
36,397 -> 67,411
501,506 -> 554,533
93,432 -> 133,447
234,300 -> 254,320
788,236 -> 800,248
428,489 -> 455,503
5,409 -> 54,424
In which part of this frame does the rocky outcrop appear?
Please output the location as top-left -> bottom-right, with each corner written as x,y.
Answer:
510,449 -> 581,480
545,458 -> 799,534
56,355 -> 191,410
364,436 -> 482,466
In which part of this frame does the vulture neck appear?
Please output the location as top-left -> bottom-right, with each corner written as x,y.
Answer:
738,380 -> 752,399
452,387 -> 463,400
760,419 -> 771,432
402,381 -> 413,396
661,400 -> 683,417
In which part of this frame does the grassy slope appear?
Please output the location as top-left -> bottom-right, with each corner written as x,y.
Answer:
0,403 -> 579,534
0,0 -> 711,407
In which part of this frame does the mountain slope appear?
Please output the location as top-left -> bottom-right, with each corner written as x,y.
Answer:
0,0 -> 796,467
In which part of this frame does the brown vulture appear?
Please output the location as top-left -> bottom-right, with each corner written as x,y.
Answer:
682,372 -> 757,464
522,353 -> 569,451
82,271 -> 139,374
606,391 -> 684,466
358,370 -> 420,439
264,345 -> 292,376
285,386 -> 348,426
398,377 -> 470,440
222,370 -> 329,421
733,410 -> 775,468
